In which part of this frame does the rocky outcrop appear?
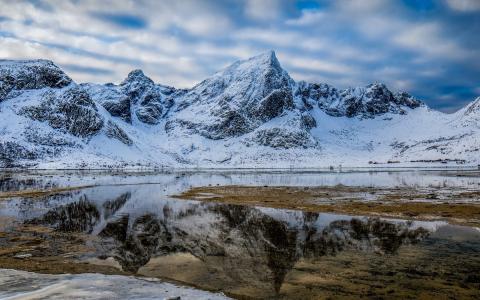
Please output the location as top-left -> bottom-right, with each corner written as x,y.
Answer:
84,70 -> 176,125
296,81 -> 341,112
84,85 -> 132,123
296,81 -> 422,118
105,121 -> 132,146
120,70 -> 174,124
0,141 -> 37,167
24,125 -> 76,147
251,128 -> 316,149
20,86 -> 104,138
0,59 -> 72,101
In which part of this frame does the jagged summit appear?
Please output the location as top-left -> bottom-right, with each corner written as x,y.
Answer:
121,69 -> 154,86
169,50 -> 294,139
221,50 -> 283,75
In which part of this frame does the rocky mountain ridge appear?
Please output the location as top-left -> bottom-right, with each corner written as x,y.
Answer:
0,51 -> 478,168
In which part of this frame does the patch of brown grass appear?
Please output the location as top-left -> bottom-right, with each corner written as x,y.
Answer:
0,185 -> 94,199
174,186 -> 480,226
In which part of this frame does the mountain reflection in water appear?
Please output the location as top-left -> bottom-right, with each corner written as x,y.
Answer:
25,189 -> 433,295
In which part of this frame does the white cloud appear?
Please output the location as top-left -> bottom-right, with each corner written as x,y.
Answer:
286,10 -> 325,26
334,0 -> 392,13
445,0 -> 480,11
235,28 -> 307,47
389,79 -> 415,91
281,54 -> 355,75
392,22 -> 469,59
244,0 -> 282,20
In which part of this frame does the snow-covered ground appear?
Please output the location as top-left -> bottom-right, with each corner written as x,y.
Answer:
0,269 -> 230,300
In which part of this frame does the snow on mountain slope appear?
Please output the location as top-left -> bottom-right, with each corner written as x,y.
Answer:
167,51 -> 295,139
0,51 -> 478,169
83,70 -> 181,125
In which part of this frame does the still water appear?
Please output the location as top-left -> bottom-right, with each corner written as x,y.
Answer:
0,170 -> 479,299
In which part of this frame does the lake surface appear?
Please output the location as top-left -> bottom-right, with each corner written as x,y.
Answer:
0,170 -> 479,299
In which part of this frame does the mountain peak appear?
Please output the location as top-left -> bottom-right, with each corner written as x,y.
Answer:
121,69 -> 154,86
252,50 -> 278,63
170,50 -> 294,139
367,82 -> 388,90
0,59 -> 72,101
236,50 -> 282,73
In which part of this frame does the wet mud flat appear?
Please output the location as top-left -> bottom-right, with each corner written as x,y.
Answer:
0,170 -> 480,299
176,185 -> 480,226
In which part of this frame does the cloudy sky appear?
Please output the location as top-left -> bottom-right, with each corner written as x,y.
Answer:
0,0 -> 479,112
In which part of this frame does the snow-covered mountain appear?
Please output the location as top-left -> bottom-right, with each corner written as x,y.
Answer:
0,52 -> 478,169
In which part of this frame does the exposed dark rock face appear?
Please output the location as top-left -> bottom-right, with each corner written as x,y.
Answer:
341,83 -> 420,117
0,60 -> 72,101
300,113 -> 317,130
252,128 -> 316,149
296,81 -> 340,112
80,83 -> 132,124
24,126 -> 76,147
101,96 -> 132,123
105,121 -> 133,146
122,69 -> 155,87
394,91 -> 422,109
20,86 -> 104,138
205,110 -> 251,140
253,89 -> 293,122
296,81 -> 422,118
0,141 -> 37,167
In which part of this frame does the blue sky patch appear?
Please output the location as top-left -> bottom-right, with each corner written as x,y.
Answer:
91,12 -> 148,29
296,0 -> 321,11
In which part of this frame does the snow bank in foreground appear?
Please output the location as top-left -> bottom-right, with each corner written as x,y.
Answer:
0,269 -> 230,300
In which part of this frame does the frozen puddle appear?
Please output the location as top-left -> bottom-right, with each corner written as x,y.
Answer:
0,269 -> 230,300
